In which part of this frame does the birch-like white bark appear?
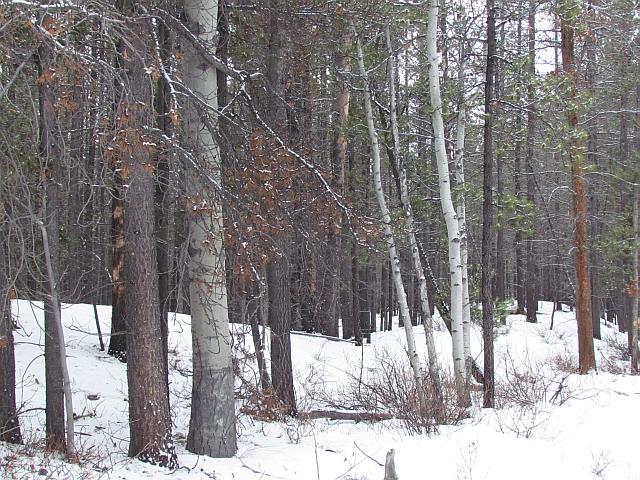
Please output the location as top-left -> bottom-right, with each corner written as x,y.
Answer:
425,1 -> 468,403
184,0 -> 237,457
454,94 -> 471,376
385,25 -> 443,410
355,31 -> 427,414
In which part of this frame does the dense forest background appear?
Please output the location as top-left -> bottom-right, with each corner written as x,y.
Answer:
0,0 -> 638,468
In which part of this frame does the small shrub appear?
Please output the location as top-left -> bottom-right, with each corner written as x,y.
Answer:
496,349 -> 574,408
311,348 -> 466,434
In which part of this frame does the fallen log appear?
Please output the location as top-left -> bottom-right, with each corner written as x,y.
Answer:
299,410 -> 394,422
290,330 -> 356,343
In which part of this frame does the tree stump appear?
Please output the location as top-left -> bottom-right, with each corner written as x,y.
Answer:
383,449 -> 398,480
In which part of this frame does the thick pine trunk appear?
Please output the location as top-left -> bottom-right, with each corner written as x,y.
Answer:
117,4 -> 177,467
560,3 -> 595,373
263,0 -> 296,414
268,255 -> 297,414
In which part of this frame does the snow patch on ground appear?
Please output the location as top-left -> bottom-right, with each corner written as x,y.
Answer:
1,299 -> 639,479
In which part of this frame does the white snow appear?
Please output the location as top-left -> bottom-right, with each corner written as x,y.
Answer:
1,299 -> 639,479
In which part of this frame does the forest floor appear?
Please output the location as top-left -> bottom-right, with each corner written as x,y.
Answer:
1,299 -> 638,480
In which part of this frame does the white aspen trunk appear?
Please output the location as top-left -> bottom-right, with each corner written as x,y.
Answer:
425,0 -> 468,404
385,25 -> 444,412
39,221 -> 75,458
454,103 -> 471,377
355,31 -> 427,415
184,0 -> 237,457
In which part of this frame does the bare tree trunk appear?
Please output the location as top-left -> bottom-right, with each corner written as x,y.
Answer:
154,19 -> 173,398
525,0 -> 538,324
630,185 -> 638,371
425,0 -> 468,405
0,213 -> 21,444
453,40 -> 472,378
323,23 -> 351,338
351,236 -> 362,344
586,3 -> 601,340
263,0 -> 296,415
268,253 -> 297,415
514,6 -> 525,315
183,0 -> 237,457
355,30 -> 428,417
108,171 -> 127,362
249,298 -> 271,389
560,2 -> 595,373
482,0 -> 496,408
117,3 -> 177,467
39,219 -> 75,458
385,25 -> 443,413
37,35 -> 66,453
494,28 -> 506,303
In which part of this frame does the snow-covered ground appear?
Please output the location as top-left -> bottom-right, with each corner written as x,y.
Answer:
1,299 -> 638,479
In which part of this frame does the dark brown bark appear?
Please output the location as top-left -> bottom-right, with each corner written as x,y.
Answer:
268,255 -> 296,414
37,37 -> 66,453
525,0 -> 538,324
67,76 -> 90,303
117,4 -> 176,467
494,25 -> 506,303
249,298 -> 271,389
514,12 -> 525,315
351,237 -> 363,345
264,0 -> 296,414
482,0 -> 496,409
341,250 -> 353,339
0,218 -> 21,444
631,187 -> 638,371
323,25 -> 352,337
586,0 -> 601,340
108,171 -> 127,362
561,4 -> 595,373
154,19 -> 173,399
